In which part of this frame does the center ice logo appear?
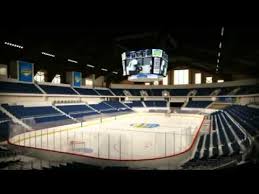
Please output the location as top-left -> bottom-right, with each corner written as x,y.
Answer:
130,123 -> 160,128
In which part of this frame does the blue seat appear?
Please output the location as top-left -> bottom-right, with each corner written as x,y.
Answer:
204,134 -> 210,150
124,101 -> 144,108
39,84 -> 77,95
0,81 -> 42,94
0,121 -> 10,139
186,101 -> 212,108
74,88 -> 99,95
195,88 -> 216,96
221,145 -> 230,156
211,147 -> 219,158
56,105 -> 93,114
110,89 -> 125,96
212,132 -> 218,147
170,89 -> 190,96
95,89 -> 114,96
2,104 -> 61,119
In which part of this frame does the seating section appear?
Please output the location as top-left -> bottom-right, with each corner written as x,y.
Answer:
124,101 -> 144,108
56,104 -> 99,121
0,121 -> 10,139
38,84 -> 77,95
110,89 -> 125,96
143,101 -> 167,107
0,111 -> 9,122
0,81 -> 42,94
150,89 -> 167,96
73,88 -> 99,95
104,101 -> 131,111
170,89 -> 190,96
185,101 -> 212,108
95,89 -> 114,96
2,104 -> 60,119
1,104 -> 75,128
225,105 -> 259,136
195,88 -> 216,96
127,89 -> 141,96
89,102 -> 117,114
217,87 -> 236,95
182,105 -> 254,169
236,85 -> 259,95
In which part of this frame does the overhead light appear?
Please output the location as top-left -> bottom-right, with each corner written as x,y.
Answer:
219,42 -> 222,49
221,27 -> 224,36
68,59 -> 78,64
86,64 -> 95,68
4,41 -> 23,49
112,71 -> 118,74
218,52 -> 221,57
217,59 -> 220,63
101,68 -> 108,71
41,52 -> 55,58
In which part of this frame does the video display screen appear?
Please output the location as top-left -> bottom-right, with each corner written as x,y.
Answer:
122,49 -> 168,77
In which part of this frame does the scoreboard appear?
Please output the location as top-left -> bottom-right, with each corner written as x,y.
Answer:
121,49 -> 168,82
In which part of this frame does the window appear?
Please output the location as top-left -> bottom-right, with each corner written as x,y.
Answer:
52,74 -> 61,84
162,75 -> 168,85
85,78 -> 93,86
34,71 -> 45,82
0,66 -> 7,76
206,77 -> 213,83
217,80 -> 224,83
195,73 -> 201,84
174,69 -> 189,85
153,80 -> 159,85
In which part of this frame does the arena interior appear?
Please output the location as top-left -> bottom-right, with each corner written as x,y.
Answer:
0,25 -> 258,170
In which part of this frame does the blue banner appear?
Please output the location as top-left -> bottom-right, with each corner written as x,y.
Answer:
73,71 -> 81,87
18,61 -> 33,82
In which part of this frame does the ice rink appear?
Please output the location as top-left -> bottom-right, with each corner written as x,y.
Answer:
11,113 -> 204,160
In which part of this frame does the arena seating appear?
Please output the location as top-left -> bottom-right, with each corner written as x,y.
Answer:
95,89 -> 114,96
170,89 -> 190,96
0,81 -> 42,94
2,104 -> 60,119
1,104 -> 75,128
56,104 -> 99,120
150,89 -> 166,96
0,111 -> 9,122
143,101 -> 167,107
124,101 -> 144,108
127,89 -> 141,96
0,121 -> 10,139
73,88 -> 99,95
38,84 -> 77,95
224,105 -> 259,136
104,101 -> 131,111
182,105 -> 254,169
110,89 -> 125,96
185,101 -> 212,108
89,102 -> 117,114
217,87 -> 236,95
195,88 -> 216,96
236,85 -> 259,95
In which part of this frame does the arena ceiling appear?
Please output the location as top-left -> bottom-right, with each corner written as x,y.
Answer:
0,24 -> 258,83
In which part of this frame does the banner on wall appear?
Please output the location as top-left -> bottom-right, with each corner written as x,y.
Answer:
73,71 -> 82,87
18,61 -> 34,82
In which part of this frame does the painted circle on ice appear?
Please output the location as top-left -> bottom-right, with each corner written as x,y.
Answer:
130,123 -> 160,128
